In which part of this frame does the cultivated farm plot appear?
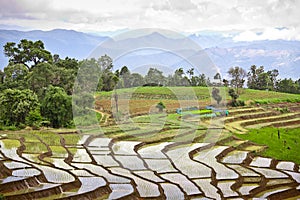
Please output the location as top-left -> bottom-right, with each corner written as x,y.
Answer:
1,104 -> 300,199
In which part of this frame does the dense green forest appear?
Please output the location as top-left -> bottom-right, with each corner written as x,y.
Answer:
0,39 -> 299,129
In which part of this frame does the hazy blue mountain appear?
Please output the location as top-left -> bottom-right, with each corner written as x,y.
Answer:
0,29 -> 299,79
0,29 -> 108,68
205,40 -> 300,79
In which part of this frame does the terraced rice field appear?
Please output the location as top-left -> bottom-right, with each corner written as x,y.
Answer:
1,103 -> 300,199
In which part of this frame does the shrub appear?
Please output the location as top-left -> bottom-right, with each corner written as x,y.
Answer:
0,194 -> 5,200
231,100 -> 245,107
17,123 -> 26,129
25,108 -> 43,127
156,101 -> 166,112
0,125 -> 20,131
275,107 -> 290,113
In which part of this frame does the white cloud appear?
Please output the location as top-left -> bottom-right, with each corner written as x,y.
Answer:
0,0 -> 299,40
233,27 -> 300,41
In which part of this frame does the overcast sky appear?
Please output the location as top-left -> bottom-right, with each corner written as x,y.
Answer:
0,0 -> 300,40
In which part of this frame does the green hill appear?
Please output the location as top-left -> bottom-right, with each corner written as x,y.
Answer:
96,86 -> 300,103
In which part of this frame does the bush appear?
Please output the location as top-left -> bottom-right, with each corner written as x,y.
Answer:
40,121 -> 51,127
156,101 -> 166,112
17,123 -> 26,129
25,108 -> 43,127
275,107 -> 290,113
0,194 -> 5,200
0,125 -> 20,131
231,100 -> 245,107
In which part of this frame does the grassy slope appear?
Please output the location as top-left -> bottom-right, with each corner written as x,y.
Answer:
96,87 -> 300,163
236,127 -> 300,164
96,86 -> 300,102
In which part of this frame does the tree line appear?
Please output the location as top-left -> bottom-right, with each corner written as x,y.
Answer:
0,39 -> 299,129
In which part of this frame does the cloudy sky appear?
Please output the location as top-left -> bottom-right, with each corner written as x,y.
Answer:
0,0 -> 300,40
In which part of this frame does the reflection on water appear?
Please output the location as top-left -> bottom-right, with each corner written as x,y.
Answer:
4,161 -> 31,169
33,165 -> 75,183
12,168 -> 40,177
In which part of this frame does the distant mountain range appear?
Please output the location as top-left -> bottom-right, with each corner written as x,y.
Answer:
0,29 -> 108,67
0,29 -> 299,79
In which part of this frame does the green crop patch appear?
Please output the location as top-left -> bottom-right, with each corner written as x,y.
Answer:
235,127 -> 300,164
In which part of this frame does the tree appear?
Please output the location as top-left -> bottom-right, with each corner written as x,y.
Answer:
4,39 -> 52,70
0,70 -> 4,85
52,57 -> 79,95
98,55 -> 116,91
247,66 -> 279,91
198,73 -> 207,87
190,76 -> 200,86
257,72 -> 271,90
76,58 -> 102,92
2,63 -> 29,90
228,66 -> 246,93
186,68 -> 194,80
267,69 -> 279,90
212,87 -> 222,105
214,73 -> 221,80
276,78 -> 297,94
248,65 -> 261,89
174,68 -> 189,86
53,54 -> 60,63
145,68 -> 166,86
130,73 -> 145,87
51,66 -> 76,95
27,62 -> 55,97
41,86 -> 72,128
223,79 -> 229,87
120,66 -> 131,88
55,56 -> 78,70
213,72 -> 222,86
102,72 -> 118,91
228,88 -> 239,103
0,89 -> 39,126
98,54 -> 113,71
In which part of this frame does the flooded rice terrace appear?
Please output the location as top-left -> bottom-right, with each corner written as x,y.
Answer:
1,131 -> 300,199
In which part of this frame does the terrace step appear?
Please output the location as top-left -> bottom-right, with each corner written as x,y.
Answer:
228,107 -> 265,116
165,143 -> 212,179
246,118 -> 300,129
108,183 -> 135,199
226,112 -> 300,133
4,181 -> 63,200
109,167 -> 161,198
138,142 -> 172,159
161,183 -> 185,200
193,146 -> 239,180
249,157 -> 273,168
57,177 -> 110,200
193,178 -> 221,199
221,150 -> 249,164
225,111 -> 277,123
160,173 -> 202,196
266,118 -> 300,128
242,113 -> 300,129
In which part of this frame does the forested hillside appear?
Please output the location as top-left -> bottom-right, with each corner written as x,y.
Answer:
0,39 -> 299,130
